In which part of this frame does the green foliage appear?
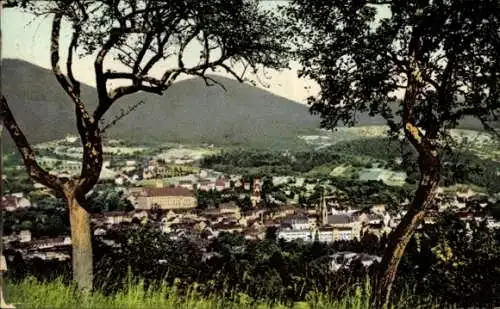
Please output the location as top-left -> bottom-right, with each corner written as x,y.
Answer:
4,191 -> 134,237
4,198 -> 68,237
86,189 -> 134,213
5,276 -> 443,309
196,190 -> 225,209
330,179 -> 413,211
35,148 -> 76,161
492,202 -> 500,220
399,212 -> 500,307
285,0 -> 500,136
8,215 -> 500,307
203,137 -> 500,192
201,147 -> 357,176
3,164 -> 35,193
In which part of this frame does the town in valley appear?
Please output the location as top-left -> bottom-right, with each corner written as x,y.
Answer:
4,128 -> 500,271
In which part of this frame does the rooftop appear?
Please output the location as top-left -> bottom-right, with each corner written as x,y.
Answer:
327,214 -> 356,225
141,187 -> 194,197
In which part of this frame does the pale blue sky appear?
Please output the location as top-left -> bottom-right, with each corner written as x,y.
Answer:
2,2 -> 390,103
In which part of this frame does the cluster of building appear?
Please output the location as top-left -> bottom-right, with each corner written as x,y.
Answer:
89,201 -> 391,242
276,200 -> 391,243
3,137 -> 500,264
4,230 -> 71,261
5,180 -> 499,263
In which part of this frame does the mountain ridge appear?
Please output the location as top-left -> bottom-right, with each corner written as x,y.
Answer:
2,59 -> 492,151
2,59 -> 321,149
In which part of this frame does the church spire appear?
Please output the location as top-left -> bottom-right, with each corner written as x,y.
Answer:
321,187 -> 328,226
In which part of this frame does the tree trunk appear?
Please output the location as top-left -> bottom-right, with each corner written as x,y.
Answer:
372,153 -> 440,309
65,191 -> 93,293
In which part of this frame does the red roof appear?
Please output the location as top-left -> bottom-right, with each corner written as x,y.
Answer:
1,196 -> 17,209
215,179 -> 225,186
457,211 -> 473,218
142,187 -> 194,197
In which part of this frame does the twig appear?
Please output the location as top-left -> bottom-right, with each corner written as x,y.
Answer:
100,100 -> 146,134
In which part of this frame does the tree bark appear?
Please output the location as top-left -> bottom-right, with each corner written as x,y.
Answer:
65,189 -> 93,293
372,151 -> 440,309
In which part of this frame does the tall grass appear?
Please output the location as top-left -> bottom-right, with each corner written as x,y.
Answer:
5,276 -> 445,309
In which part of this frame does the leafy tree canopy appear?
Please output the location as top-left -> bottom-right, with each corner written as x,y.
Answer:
285,0 -> 499,140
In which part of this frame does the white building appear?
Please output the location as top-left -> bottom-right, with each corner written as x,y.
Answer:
126,160 -> 137,167
178,181 -> 194,190
282,216 -> 309,230
65,135 -> 78,143
336,228 -> 354,241
278,229 -> 313,242
317,229 -> 335,243
198,180 -> 216,191
19,230 -> 32,242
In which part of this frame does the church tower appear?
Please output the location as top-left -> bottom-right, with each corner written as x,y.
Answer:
321,188 -> 328,226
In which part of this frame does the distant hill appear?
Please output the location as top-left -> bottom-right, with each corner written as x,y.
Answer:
2,59 -> 322,149
1,59 -> 494,151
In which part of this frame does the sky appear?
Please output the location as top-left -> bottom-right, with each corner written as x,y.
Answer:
1,2 -> 391,104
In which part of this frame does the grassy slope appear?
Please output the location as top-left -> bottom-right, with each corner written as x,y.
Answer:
6,277 -> 443,309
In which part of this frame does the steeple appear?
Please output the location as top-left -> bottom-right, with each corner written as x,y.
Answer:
321,187 -> 328,226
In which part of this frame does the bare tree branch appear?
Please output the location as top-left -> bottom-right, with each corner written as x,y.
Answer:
74,0 -> 88,21
111,83 -> 164,97
91,0 -> 280,126
51,11 -> 94,135
178,24 -> 202,69
478,116 -> 500,139
220,63 -> 245,82
195,74 -> 227,91
387,51 -> 408,73
0,96 -> 63,191
141,31 -> 172,74
50,10 -> 103,200
51,14 -> 80,104
104,72 -> 165,85
133,32 -> 154,74
94,29 -> 122,108
67,25 -> 82,97
420,72 -> 440,92
94,21 -> 175,120
100,100 -> 146,134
